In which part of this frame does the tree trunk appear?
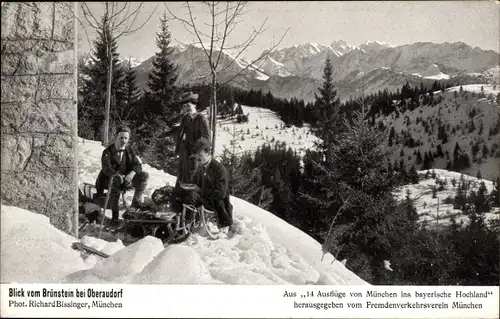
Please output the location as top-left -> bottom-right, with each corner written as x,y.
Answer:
211,69 -> 217,156
103,43 -> 113,146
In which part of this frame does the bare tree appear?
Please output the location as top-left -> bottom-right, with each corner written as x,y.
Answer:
78,2 -> 159,145
165,1 -> 289,156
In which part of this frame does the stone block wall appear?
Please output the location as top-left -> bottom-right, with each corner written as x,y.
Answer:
1,2 -> 78,235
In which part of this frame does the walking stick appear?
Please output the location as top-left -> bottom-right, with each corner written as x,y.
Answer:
98,174 -> 122,238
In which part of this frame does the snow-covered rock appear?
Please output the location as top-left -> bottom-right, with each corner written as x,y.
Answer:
415,64 -> 451,79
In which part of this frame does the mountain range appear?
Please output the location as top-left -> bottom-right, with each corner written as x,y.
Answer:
128,40 -> 499,102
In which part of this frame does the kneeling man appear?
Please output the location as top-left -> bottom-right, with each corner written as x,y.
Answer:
181,138 -> 233,232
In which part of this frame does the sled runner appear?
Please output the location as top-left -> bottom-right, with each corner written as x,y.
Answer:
119,204 -> 221,244
71,242 -> 110,259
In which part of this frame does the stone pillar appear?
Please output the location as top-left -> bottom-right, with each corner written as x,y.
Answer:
1,2 -> 78,235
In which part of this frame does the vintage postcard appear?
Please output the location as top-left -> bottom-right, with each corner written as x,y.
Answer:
1,1 -> 499,318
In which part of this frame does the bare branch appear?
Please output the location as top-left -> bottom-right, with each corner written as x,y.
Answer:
164,3 -> 194,28
73,7 -> 94,50
114,3 -> 149,39
108,2 -> 129,22
80,2 -> 102,30
216,18 -> 270,74
167,2 -> 213,64
214,1 -> 241,69
219,27 -> 290,88
186,2 -> 213,63
187,43 -> 212,81
112,2 -> 143,31
208,1 -> 216,71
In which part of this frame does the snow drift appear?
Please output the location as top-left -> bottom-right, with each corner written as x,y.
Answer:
0,205 -> 88,283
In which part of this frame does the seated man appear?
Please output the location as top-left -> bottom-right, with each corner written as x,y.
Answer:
178,137 -> 233,232
95,125 -> 149,225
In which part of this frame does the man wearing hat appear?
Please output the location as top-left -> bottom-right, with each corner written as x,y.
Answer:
180,137 -> 233,233
175,91 -> 211,184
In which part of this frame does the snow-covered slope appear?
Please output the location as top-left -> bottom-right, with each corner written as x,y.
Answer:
379,84 -> 500,181
446,83 -> 500,97
414,64 -> 451,80
0,137 -> 365,285
211,105 -> 319,158
393,169 -> 500,227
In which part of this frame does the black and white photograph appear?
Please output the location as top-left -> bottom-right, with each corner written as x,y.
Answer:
1,1 -> 499,317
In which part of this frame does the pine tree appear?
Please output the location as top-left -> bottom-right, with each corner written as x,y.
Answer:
146,13 -> 179,124
138,13 -> 180,174
316,108 -> 415,282
219,121 -> 272,209
312,56 -> 342,159
453,177 -> 468,210
222,85 -> 235,116
409,165 -> 419,184
388,126 -> 395,146
423,152 -> 432,170
79,19 -> 125,141
452,142 -> 461,171
436,144 -> 444,158
490,177 -> 500,207
472,181 -> 490,213
416,149 -> 423,165
115,59 -> 141,125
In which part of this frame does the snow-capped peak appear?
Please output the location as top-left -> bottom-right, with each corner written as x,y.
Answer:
358,40 -> 395,51
329,40 -> 357,57
119,57 -> 145,68
363,40 -> 395,47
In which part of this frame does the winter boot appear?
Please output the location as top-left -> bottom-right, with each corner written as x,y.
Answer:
131,190 -> 145,209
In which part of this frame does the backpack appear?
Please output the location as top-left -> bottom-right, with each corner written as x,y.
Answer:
152,185 -> 175,205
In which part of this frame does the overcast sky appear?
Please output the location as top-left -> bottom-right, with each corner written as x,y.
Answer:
78,1 -> 500,61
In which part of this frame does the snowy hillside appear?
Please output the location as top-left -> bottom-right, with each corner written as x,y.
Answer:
0,137 -> 366,285
445,83 -> 499,97
414,64 -> 450,80
211,105 -> 320,158
381,84 -> 500,181
393,169 -> 500,227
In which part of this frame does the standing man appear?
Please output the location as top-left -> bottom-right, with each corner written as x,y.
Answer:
95,125 -> 149,225
175,91 -> 211,184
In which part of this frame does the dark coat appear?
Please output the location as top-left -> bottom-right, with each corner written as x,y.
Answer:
192,158 -> 233,227
176,113 -> 210,183
96,144 -> 143,193
176,112 -> 210,154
